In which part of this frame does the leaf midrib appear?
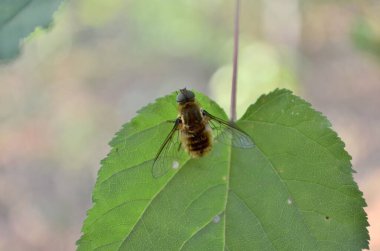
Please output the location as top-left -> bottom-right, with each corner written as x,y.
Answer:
222,136 -> 232,250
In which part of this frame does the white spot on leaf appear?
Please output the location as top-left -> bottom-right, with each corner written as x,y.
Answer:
287,198 -> 292,205
172,161 -> 179,169
213,215 -> 221,223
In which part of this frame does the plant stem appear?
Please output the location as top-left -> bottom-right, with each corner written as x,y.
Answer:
230,0 -> 240,121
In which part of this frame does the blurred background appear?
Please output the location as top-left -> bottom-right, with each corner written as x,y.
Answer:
0,0 -> 379,250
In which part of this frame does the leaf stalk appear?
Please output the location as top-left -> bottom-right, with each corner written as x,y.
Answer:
230,0 -> 240,121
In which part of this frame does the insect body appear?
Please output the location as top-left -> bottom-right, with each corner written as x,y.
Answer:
152,88 -> 254,178
178,97 -> 213,157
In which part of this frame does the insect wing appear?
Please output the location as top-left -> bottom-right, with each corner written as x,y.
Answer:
203,110 -> 254,148
152,119 -> 184,178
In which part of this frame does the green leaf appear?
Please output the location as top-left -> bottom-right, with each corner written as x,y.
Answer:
77,89 -> 369,251
0,0 -> 63,61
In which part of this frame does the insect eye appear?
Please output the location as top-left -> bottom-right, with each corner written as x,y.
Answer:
184,89 -> 194,98
176,93 -> 186,103
176,89 -> 195,103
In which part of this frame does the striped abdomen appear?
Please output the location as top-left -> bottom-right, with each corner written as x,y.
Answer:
181,124 -> 212,157
179,101 -> 213,157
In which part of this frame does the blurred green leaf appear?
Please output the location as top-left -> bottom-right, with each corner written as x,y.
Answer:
77,89 -> 368,250
126,1 -> 231,64
351,18 -> 380,61
78,0 -> 124,26
0,0 -> 63,61
210,42 -> 298,119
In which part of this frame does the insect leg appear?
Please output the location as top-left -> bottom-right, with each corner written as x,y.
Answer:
166,119 -> 177,123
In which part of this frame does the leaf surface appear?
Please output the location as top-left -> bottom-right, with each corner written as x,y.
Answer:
78,89 -> 369,251
0,0 -> 63,61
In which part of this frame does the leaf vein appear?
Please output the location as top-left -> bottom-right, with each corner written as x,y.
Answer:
178,212 -> 224,251
229,190 -> 277,251
0,0 -> 32,30
245,120 -> 348,168
282,178 -> 360,200
243,91 -> 289,119
252,142 -> 321,250
86,199 -> 150,230
116,160 -> 190,250
183,183 -> 225,213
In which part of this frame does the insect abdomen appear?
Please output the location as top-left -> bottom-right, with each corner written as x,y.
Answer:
182,125 -> 212,157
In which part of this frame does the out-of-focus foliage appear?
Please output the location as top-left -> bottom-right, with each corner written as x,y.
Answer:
125,1 -> 232,62
210,42 -> 298,119
352,18 -> 380,61
78,0 -> 124,27
0,0 -> 63,61
78,90 -> 368,250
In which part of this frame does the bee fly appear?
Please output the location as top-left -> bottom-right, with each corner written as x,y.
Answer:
152,88 -> 254,177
